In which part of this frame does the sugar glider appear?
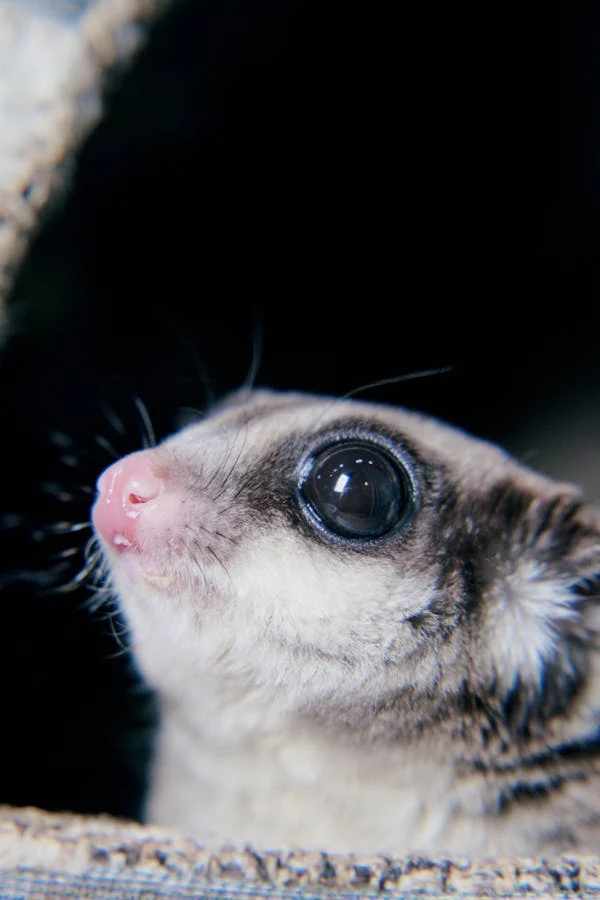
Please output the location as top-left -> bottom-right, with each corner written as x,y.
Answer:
91,388 -> 600,855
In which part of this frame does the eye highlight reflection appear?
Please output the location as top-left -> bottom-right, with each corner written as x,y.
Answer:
298,440 -> 413,540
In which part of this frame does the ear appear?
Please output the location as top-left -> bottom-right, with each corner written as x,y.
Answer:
474,488 -> 600,725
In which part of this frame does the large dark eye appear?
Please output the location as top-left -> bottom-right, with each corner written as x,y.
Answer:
299,441 -> 413,540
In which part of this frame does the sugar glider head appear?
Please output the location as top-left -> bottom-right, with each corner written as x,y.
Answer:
92,389 -> 600,739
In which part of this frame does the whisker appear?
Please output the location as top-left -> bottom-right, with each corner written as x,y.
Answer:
84,535 -> 103,563
175,406 -> 205,430
37,483 -> 76,503
203,423 -> 248,497
186,521 -> 236,546
93,434 -> 120,459
304,366 -> 455,435
105,610 -> 131,656
214,530 -> 236,544
98,402 -> 127,438
341,367 -> 453,402
34,521 -> 92,536
202,432 -> 238,492
187,546 -> 203,573
240,311 -> 263,392
207,545 -> 232,582
152,305 -> 216,407
132,393 -> 157,449
59,453 -> 80,469
48,430 -> 73,448
213,430 -> 249,499
50,546 -> 81,561
230,472 -> 255,502
84,583 -> 113,610
53,556 -> 101,594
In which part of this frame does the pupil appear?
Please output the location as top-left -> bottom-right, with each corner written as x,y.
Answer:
301,442 -> 410,539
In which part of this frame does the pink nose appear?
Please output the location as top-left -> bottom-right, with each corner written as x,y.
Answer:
92,451 -> 164,550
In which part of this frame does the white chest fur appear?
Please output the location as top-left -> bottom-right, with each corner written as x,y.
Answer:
147,696 -> 462,854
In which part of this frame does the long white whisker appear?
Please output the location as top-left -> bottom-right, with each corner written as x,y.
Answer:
35,521 -> 91,536
53,556 -> 100,594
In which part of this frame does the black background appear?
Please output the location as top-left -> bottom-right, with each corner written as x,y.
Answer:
0,0 -> 599,820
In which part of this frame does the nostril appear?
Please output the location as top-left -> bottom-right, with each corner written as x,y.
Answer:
127,490 -> 157,505
119,468 -> 163,509
92,450 -> 165,548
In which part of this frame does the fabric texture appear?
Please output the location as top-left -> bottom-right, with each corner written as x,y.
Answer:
0,806 -> 596,898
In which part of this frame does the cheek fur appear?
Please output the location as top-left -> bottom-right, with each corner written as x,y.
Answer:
482,559 -> 584,688
226,531 -> 442,662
